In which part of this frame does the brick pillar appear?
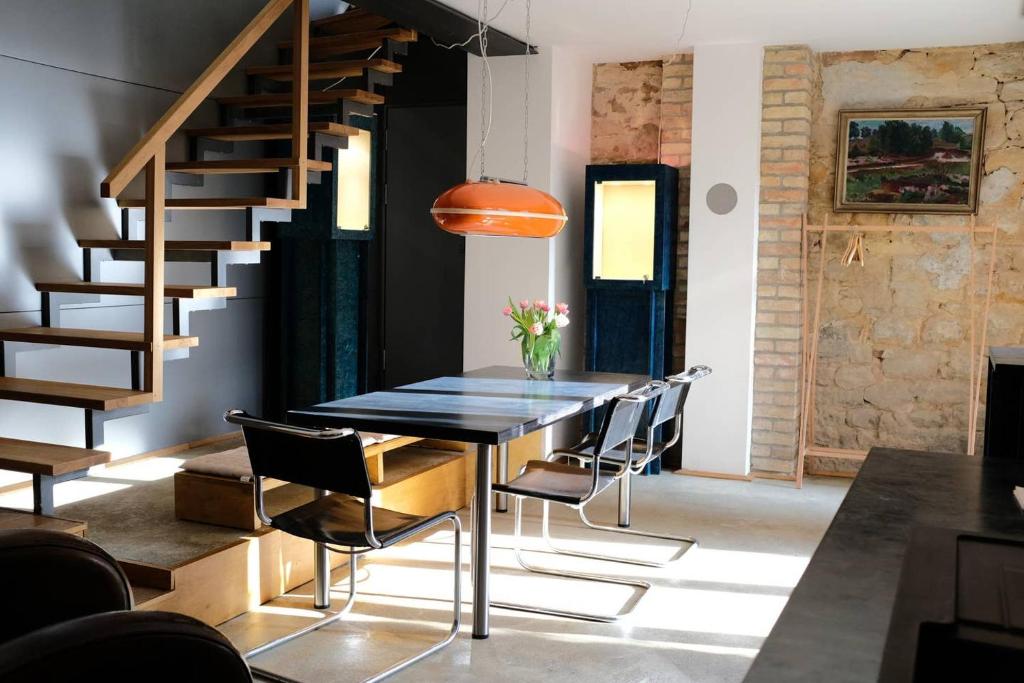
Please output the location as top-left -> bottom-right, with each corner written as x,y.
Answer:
751,45 -> 816,477
659,54 -> 693,374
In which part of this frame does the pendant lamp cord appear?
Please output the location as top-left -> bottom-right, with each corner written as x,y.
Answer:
467,0 -> 492,180
522,0 -> 531,184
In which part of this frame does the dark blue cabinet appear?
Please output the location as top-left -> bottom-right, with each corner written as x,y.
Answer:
584,163 -> 678,473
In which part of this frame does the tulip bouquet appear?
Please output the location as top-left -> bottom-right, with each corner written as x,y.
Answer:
503,298 -> 570,379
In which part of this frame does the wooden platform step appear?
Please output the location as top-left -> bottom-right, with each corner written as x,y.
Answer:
0,436 -> 111,476
35,282 -> 236,299
183,122 -> 357,142
280,28 -> 417,58
0,327 -> 197,352
312,8 -> 392,35
246,59 -> 401,82
0,377 -> 153,410
166,159 -> 330,174
215,89 -> 384,109
0,507 -> 86,536
116,197 -> 297,210
79,240 -> 270,253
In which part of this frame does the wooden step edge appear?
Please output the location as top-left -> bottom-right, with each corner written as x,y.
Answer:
246,58 -> 402,78
116,197 -> 298,210
311,9 -> 392,33
0,377 -> 155,411
183,124 -> 356,141
215,89 -> 384,107
79,240 -> 271,253
34,282 -> 238,299
0,507 -> 87,536
166,159 -> 331,174
0,327 -> 198,352
279,27 -> 417,50
119,559 -> 176,591
0,436 -> 111,476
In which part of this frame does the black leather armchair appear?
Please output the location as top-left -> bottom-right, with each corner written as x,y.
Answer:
0,529 -> 251,682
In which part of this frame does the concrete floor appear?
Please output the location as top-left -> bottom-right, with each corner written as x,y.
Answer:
220,473 -> 849,683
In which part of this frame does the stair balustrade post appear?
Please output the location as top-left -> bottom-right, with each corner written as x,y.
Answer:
291,0 -> 309,207
144,147 -> 166,400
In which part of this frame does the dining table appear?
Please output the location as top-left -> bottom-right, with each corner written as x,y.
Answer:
288,365 -> 648,639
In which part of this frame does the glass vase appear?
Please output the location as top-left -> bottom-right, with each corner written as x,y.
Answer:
522,341 -> 557,380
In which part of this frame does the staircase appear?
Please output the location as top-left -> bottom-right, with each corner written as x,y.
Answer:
0,0 -> 415,517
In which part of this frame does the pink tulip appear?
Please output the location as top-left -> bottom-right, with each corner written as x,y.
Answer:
528,322 -> 544,335
519,299 -> 530,310
533,299 -> 546,309
538,303 -> 551,312
556,302 -> 569,314
502,305 -> 513,316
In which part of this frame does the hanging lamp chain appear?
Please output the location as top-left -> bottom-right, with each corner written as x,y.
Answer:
479,0 -> 489,178
523,0 -> 531,184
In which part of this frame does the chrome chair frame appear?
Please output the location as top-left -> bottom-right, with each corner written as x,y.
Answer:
544,365 -> 712,568
481,389 -> 659,622
223,410 -> 462,683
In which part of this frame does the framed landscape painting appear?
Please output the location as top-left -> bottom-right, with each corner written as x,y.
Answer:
834,108 -> 986,214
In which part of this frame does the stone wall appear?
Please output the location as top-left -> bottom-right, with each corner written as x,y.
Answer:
805,43 -> 1024,474
591,56 -> 695,375
591,61 -> 663,164
750,46 -> 817,477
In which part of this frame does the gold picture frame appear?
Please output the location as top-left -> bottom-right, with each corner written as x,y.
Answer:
833,107 -> 986,214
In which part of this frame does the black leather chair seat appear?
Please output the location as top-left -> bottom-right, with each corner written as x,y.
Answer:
271,494 -> 454,548
493,460 -> 615,505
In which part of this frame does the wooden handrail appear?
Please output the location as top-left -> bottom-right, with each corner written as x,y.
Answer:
101,0 -> 294,198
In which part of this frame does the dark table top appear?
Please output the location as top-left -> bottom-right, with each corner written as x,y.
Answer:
744,448 -> 1024,683
288,365 -> 648,444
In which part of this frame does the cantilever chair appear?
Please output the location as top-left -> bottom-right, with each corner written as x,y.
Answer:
223,410 -> 461,683
484,386 -> 661,622
548,365 -> 712,568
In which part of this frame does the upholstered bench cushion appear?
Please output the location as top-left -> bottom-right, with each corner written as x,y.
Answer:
181,434 -> 400,482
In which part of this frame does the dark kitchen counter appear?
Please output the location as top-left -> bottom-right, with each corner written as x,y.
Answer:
744,448 -> 1024,682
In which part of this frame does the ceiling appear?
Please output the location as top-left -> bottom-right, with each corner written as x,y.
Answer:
435,0 -> 1024,62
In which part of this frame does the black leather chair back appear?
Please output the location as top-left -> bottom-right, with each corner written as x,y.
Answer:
650,381 -> 688,428
231,412 -> 373,499
0,529 -> 133,644
591,392 -> 652,457
0,610 -> 252,682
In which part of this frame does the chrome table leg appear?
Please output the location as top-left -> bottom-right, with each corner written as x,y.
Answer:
313,487 -> 331,608
473,443 -> 493,639
617,474 -> 631,528
495,442 -> 509,513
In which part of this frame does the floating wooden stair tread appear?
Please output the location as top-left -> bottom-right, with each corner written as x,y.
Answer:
79,240 -> 270,252
246,59 -> 402,81
0,437 -> 111,476
166,159 -> 331,174
35,282 -> 236,299
183,122 -> 358,142
0,377 -> 153,410
281,28 -> 417,57
0,327 -> 197,352
0,508 -> 87,536
117,197 -> 297,210
216,89 -> 384,108
312,8 -> 393,34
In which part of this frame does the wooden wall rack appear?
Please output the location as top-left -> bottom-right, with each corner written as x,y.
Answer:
798,214 -> 1004,482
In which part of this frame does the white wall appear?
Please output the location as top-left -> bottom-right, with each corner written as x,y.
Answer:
681,43 -> 763,476
0,0 -> 280,485
463,47 -> 591,448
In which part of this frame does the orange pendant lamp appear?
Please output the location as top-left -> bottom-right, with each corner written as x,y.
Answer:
431,177 -> 567,238
430,0 -> 567,239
